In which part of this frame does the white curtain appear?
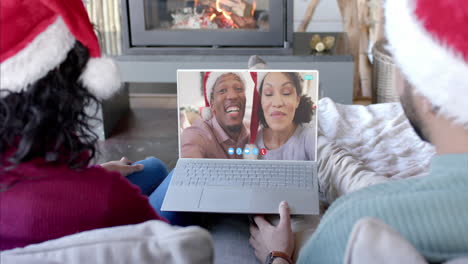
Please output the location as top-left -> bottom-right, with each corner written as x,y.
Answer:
84,0 -> 122,55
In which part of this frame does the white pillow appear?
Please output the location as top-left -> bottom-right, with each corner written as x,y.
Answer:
344,217 -> 468,264
1,220 -> 213,264
344,217 -> 426,264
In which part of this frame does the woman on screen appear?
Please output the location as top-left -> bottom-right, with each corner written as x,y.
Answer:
254,72 -> 316,161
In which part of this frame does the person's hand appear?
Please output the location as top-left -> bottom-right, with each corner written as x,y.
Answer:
100,157 -> 144,177
249,201 -> 295,263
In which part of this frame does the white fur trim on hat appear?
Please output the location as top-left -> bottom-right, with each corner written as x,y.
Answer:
385,0 -> 468,128
0,18 -> 74,95
256,72 -> 267,91
79,56 -> 121,100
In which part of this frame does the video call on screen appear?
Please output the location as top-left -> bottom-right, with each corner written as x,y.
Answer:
178,70 -> 318,162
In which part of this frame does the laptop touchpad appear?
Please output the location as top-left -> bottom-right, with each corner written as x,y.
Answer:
198,188 -> 252,211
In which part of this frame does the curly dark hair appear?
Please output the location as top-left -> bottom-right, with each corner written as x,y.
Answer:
0,41 -> 99,170
258,72 -> 315,128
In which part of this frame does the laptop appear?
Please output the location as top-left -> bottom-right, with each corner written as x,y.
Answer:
161,69 -> 319,215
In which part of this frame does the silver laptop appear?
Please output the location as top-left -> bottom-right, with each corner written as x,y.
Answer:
162,69 -> 319,215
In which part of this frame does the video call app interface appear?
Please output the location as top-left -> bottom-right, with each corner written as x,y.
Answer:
178,70 -> 318,161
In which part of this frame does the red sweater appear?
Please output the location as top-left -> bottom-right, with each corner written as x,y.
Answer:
0,153 -> 165,250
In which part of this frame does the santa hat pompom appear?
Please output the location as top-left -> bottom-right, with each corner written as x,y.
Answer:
201,106 -> 213,121
248,55 -> 267,70
80,57 -> 121,100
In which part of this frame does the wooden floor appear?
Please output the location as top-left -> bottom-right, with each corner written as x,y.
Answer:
95,106 -> 179,170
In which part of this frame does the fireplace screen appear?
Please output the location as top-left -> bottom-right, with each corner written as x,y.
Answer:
145,0 -> 270,31
124,0 -> 291,48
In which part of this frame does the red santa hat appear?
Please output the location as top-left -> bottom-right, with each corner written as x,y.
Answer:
201,71 -> 249,121
0,0 -> 120,99
243,71 -> 260,160
244,56 -> 267,160
385,0 -> 468,128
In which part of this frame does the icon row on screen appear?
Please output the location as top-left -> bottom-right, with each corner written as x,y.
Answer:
228,147 -> 267,156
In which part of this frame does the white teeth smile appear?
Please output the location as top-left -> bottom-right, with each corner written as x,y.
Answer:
226,106 -> 240,113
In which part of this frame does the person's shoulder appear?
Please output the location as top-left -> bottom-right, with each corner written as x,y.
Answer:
181,119 -> 217,144
71,168 -> 126,196
293,124 -> 315,144
329,174 -> 452,212
191,118 -> 214,129
1,163 -> 123,194
182,119 -> 213,136
299,123 -> 315,134
322,174 -> 468,232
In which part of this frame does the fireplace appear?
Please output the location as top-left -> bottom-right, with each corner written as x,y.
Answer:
121,0 -> 293,55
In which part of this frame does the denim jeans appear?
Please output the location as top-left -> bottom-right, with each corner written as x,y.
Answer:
127,157 -> 198,226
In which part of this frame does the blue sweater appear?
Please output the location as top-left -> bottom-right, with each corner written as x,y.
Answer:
298,153 -> 468,263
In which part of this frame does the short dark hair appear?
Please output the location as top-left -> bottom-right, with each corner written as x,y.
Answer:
258,72 -> 315,128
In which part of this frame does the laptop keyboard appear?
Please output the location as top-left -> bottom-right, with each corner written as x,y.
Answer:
172,160 -> 314,190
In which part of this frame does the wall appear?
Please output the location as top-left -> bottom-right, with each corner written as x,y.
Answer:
177,71 -> 318,109
294,0 -> 343,32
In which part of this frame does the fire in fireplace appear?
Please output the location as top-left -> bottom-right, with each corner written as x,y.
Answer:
122,0 -> 292,54
170,0 -> 265,30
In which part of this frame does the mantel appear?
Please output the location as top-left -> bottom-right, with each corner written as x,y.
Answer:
115,33 -> 354,105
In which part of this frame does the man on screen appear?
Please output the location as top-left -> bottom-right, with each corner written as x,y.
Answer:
181,72 -> 250,159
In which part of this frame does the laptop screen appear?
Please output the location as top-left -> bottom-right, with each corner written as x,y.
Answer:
177,70 -> 318,162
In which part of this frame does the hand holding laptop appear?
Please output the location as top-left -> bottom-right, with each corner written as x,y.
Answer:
249,201 -> 295,264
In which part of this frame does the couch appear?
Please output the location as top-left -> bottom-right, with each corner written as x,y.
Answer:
2,98 -> 447,264
4,216 -> 467,264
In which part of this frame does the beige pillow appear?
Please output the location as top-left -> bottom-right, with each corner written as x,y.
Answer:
1,220 -> 213,264
445,258 -> 468,264
344,217 -> 426,264
344,217 -> 468,264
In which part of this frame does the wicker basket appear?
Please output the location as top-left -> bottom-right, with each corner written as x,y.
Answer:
372,40 -> 399,103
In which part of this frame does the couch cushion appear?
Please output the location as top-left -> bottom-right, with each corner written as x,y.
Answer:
1,220 -> 213,264
444,257 -> 468,264
344,217 -> 427,264
343,217 -> 468,264
317,98 -> 435,203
